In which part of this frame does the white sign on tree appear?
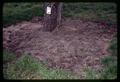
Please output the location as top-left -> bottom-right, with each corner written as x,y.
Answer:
46,6 -> 51,14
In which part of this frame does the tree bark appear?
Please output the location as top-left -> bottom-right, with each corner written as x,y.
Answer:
43,2 -> 62,32
57,3 -> 62,27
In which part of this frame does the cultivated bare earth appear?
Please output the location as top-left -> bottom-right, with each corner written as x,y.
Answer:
3,17 -> 116,77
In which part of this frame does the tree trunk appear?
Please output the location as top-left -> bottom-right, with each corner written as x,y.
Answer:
57,3 -> 62,27
43,2 -> 62,32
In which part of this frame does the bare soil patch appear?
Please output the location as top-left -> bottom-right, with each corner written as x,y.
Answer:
3,17 -> 117,75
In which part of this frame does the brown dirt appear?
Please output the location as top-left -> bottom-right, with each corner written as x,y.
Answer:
3,17 -> 117,75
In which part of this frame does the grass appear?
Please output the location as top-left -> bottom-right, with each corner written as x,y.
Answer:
3,3 -> 44,26
3,50 -> 16,63
77,67 -> 100,79
78,55 -> 117,79
3,3 -> 117,26
3,36 -> 117,79
3,3 -> 117,79
75,36 -> 117,79
3,50 -> 78,79
108,37 -> 117,56
63,3 -> 116,23
82,55 -> 117,79
100,36 -> 117,79
3,48 -> 117,79
100,55 -> 117,79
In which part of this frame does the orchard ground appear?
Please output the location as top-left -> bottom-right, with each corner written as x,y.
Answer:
3,3 -> 117,79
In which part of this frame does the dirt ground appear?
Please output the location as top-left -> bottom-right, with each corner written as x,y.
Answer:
3,17 -> 117,76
